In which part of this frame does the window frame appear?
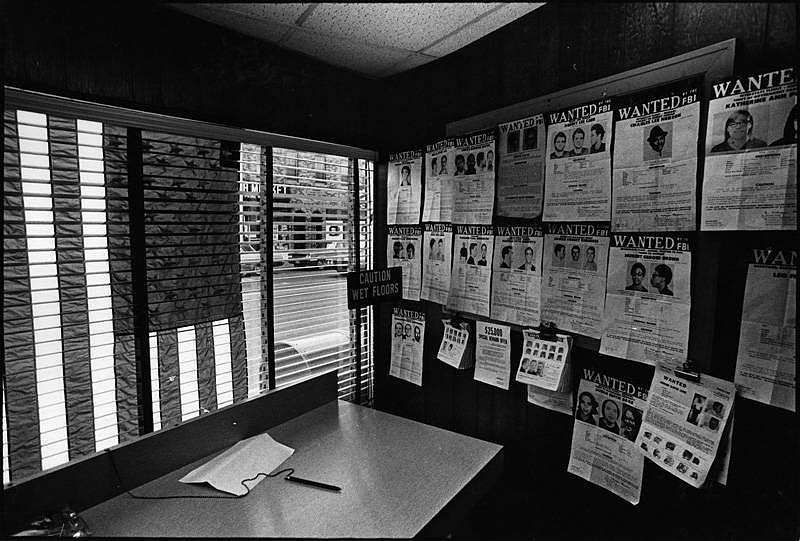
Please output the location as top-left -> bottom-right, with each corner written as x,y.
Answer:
3,86 -> 377,487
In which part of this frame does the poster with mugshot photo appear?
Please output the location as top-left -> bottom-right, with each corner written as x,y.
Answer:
451,130 -> 496,225
389,307 -> 425,386
496,114 -> 546,219
600,234 -> 692,367
422,138 -> 456,223
387,150 -> 423,225
611,82 -> 702,231
489,225 -> 543,327
636,365 -> 735,488
437,319 -> 471,369
701,67 -> 797,230
540,222 -> 610,339
568,363 -> 650,505
447,225 -> 494,317
514,329 -> 572,391
543,98 -> 613,222
387,226 -> 423,301
420,223 -> 453,306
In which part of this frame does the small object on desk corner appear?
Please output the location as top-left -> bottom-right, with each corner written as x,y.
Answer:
285,474 -> 341,492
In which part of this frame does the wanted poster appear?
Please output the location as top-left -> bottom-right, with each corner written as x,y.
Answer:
568,364 -> 650,505
451,130 -> 496,224
600,234 -> 692,367
420,223 -> 453,306
701,67 -> 797,230
389,307 -> 425,386
735,248 -> 796,411
543,99 -> 613,221
447,225 -> 494,317
514,329 -> 572,391
387,225 -> 423,301
497,114 -> 546,218
437,319 -> 470,369
540,222 -> 610,338
490,225 -> 543,327
473,321 -> 511,390
612,83 -> 701,231
636,365 -> 735,488
422,139 -> 456,223
387,150 -> 423,224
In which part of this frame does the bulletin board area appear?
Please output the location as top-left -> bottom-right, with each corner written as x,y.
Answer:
372,27 -> 798,541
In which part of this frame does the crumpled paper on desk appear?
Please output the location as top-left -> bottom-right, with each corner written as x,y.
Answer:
179,433 -> 294,496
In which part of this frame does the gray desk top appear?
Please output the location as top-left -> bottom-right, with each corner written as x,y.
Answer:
81,400 -> 503,537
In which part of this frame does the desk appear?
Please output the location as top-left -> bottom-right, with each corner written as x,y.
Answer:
81,400 -> 503,537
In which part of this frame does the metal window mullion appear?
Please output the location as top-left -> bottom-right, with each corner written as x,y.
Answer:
352,158 -> 362,405
127,128 -> 153,435
264,147 -> 276,391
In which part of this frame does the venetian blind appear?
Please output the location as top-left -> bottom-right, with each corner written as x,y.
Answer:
272,149 -> 373,403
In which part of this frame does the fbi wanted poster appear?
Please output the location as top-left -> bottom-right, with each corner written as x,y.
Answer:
568,364 -> 649,505
636,365 -> 735,488
387,226 -> 422,301
389,307 -> 425,386
451,131 -> 496,225
541,222 -> 610,339
387,150 -> 423,225
612,83 -> 701,231
490,225 -> 543,327
422,138 -> 456,223
473,321 -> 511,390
735,248 -> 796,412
701,67 -> 797,230
600,234 -> 692,367
496,114 -> 546,219
420,223 -> 453,306
543,98 -> 613,222
447,225 -> 494,317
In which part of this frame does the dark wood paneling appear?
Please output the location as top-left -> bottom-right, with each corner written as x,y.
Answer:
373,3 -> 797,540
2,1 -> 378,150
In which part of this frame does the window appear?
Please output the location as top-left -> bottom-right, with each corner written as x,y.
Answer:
2,90 -> 375,485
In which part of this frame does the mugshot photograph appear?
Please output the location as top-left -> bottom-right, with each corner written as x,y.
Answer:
625,262 -> 647,292
589,123 -> 606,154
523,126 -> 538,150
569,127 -> 589,156
598,399 -> 621,434
550,131 -> 569,159
507,130 -> 520,153
576,391 -> 598,425
643,124 -> 671,160
710,109 -> 767,153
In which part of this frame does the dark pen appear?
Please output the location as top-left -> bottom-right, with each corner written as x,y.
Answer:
285,474 -> 341,492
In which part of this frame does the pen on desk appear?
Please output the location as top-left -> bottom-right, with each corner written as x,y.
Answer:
285,474 -> 341,492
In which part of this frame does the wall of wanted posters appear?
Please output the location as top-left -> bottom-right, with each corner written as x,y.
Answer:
379,63 -> 796,510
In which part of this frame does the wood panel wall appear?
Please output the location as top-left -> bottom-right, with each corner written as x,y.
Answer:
1,1 -> 379,150
372,3 -> 798,540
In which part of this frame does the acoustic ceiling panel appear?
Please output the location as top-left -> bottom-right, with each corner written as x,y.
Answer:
168,3 -> 546,78
282,25 -> 413,78
301,3 -> 502,52
421,3 -> 544,57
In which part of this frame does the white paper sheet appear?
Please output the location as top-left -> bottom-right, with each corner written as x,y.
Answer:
179,432 -> 294,496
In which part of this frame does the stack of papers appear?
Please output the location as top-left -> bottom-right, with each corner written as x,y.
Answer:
437,319 -> 473,369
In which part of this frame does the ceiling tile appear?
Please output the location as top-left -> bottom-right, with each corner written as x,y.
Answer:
302,3 -> 502,52
211,3 -> 313,25
421,3 -> 544,57
283,26 -> 412,78
373,52 -> 439,78
170,3 -> 294,44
